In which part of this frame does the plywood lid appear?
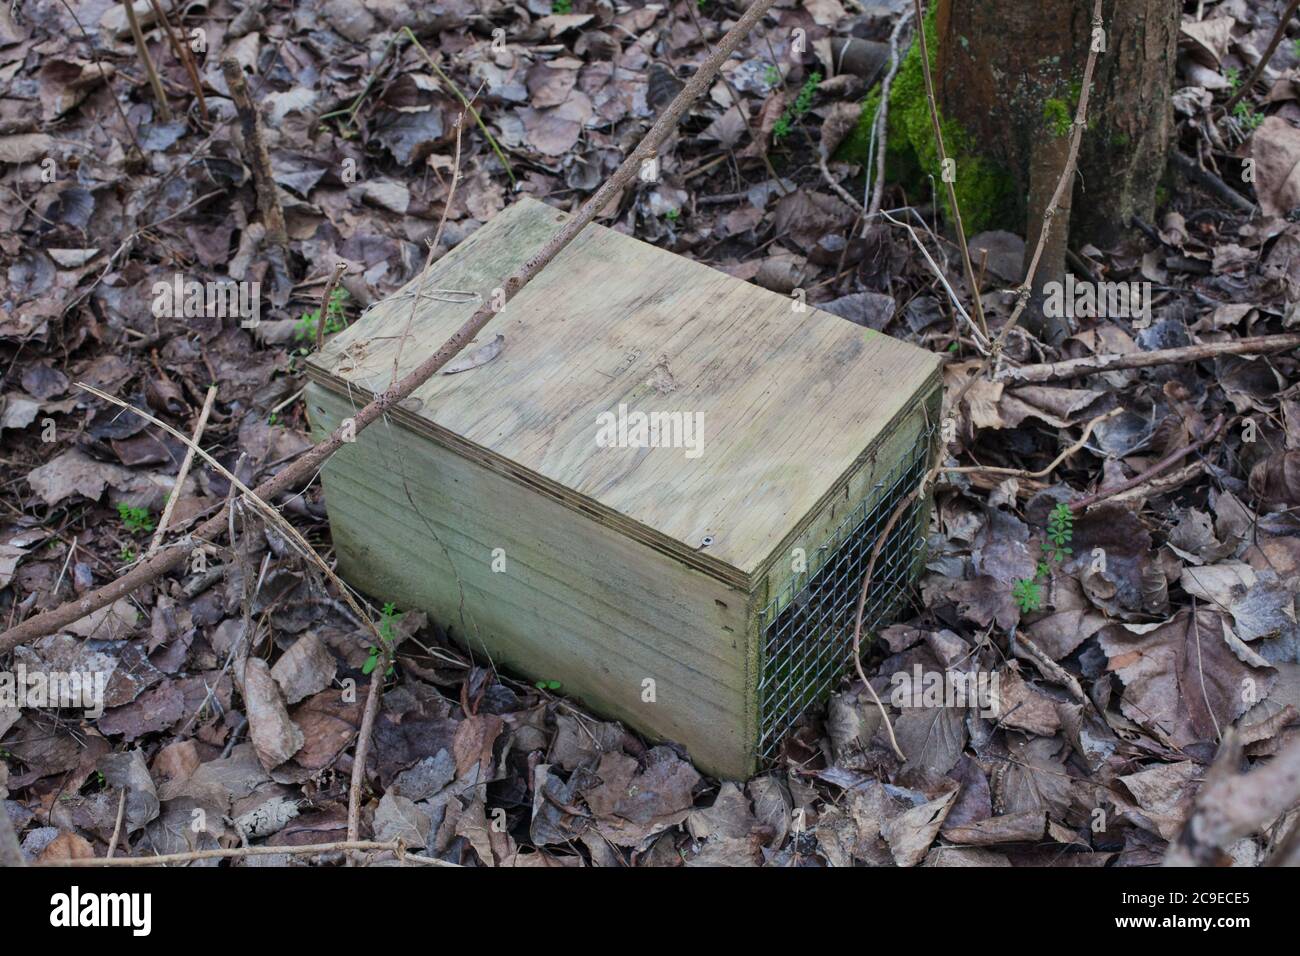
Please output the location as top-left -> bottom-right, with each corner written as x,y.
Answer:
307,197 -> 940,586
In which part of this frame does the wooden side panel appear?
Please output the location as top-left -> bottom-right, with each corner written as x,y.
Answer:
307,384 -> 758,780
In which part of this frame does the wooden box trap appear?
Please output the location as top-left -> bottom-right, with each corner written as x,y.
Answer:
305,198 -> 941,779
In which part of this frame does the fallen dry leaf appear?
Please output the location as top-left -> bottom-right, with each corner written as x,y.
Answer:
242,658 -> 304,770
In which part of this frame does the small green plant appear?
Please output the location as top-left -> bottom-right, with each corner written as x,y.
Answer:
552,0 -> 572,13
1012,577 -> 1043,613
772,71 -> 821,142
1233,100 -> 1265,131
119,544 -> 137,563
535,679 -> 562,691
295,287 -> 349,343
1043,502 -> 1074,563
1224,66 -> 1241,92
117,503 -> 155,534
664,208 -> 680,222
763,63 -> 782,87
363,602 -> 401,676
1011,503 -> 1075,614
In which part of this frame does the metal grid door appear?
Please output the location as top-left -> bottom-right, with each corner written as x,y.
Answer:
755,433 -> 932,761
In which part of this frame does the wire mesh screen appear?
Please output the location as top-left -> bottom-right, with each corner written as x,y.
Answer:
756,429 -> 933,761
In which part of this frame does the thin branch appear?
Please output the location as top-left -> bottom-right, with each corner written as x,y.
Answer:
1012,632 -> 1090,707
147,0 -> 208,121
314,262 -> 348,353
849,456 -> 939,763
401,28 -> 516,186
390,112 -> 465,389
56,0 -> 145,159
37,839 -> 458,867
996,333 -> 1300,385
107,788 -> 127,859
74,383 -> 387,653
943,407 -> 1120,479
882,209 -> 989,353
347,650 -> 389,858
318,31 -> 402,129
1168,151 -> 1259,216
911,0 -> 988,339
868,9 -> 914,216
120,0 -> 171,122
220,58 -> 288,246
1069,414 -> 1227,513
148,384 -> 216,554
1223,0 -> 1300,114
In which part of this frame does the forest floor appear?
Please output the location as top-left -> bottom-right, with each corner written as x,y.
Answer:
2,0 -> 1300,867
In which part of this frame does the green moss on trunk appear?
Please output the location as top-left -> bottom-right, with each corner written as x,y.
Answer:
834,12 -> 1017,235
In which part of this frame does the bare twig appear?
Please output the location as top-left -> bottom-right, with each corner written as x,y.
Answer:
1223,0 -> 1300,114
943,407 -> 1121,479
868,9 -> 915,217
314,262 -> 348,353
997,333 -> 1300,385
38,839 -> 458,867
1069,414 -> 1227,512
120,0 -> 171,122
911,0 -> 988,340
106,788 -> 127,859
148,384 -> 216,554
0,0 -> 781,661
220,58 -> 287,247
390,112 -> 465,389
1106,460 -> 1205,504
1168,150 -> 1259,216
318,31 -> 402,130
401,28 -> 516,186
75,383 -> 387,653
849,456 -> 939,762
882,209 -> 989,353
820,153 -> 867,212
56,0 -> 145,159
147,0 -> 208,121
1012,632 -> 1089,707
347,650 -> 389,858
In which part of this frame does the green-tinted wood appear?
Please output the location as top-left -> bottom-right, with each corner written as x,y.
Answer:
308,384 -> 758,779
305,197 -> 942,778
307,197 -> 940,586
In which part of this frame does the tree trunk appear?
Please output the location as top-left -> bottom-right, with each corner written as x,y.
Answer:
934,0 -> 1179,339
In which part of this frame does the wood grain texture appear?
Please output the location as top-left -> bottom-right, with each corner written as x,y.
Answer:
308,197 -> 940,585
750,391 -> 938,613
307,384 -> 757,779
